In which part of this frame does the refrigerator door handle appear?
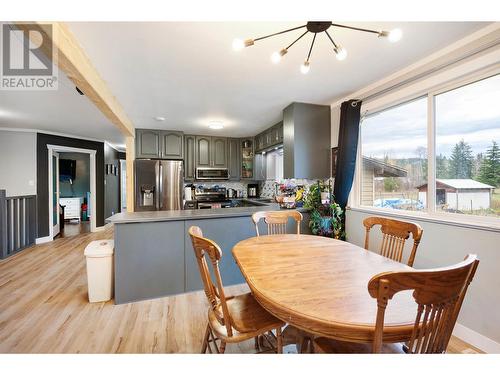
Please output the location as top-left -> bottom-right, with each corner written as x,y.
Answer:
159,163 -> 164,209
155,161 -> 160,210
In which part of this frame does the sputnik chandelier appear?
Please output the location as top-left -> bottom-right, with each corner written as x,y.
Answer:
232,21 -> 402,74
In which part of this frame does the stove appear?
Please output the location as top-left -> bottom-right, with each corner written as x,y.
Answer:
194,187 -> 233,209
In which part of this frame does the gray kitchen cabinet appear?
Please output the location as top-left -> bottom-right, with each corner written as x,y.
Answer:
255,133 -> 264,152
264,128 -> 273,148
211,137 -> 228,168
184,135 -> 196,181
271,122 -> 283,145
159,131 -> 183,159
254,152 -> 267,181
136,129 -> 161,158
240,138 -> 254,179
195,136 -> 211,168
136,129 -> 184,159
228,138 -> 240,180
195,136 -> 228,168
283,102 -> 331,179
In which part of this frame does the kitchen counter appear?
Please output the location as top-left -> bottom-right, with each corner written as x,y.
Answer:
108,200 -> 309,305
107,199 -> 306,224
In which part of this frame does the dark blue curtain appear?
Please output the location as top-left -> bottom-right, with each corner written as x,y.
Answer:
333,99 -> 362,210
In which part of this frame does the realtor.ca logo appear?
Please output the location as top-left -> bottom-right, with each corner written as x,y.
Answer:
1,23 -> 58,90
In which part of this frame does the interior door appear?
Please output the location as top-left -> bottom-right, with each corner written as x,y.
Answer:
52,152 -> 60,237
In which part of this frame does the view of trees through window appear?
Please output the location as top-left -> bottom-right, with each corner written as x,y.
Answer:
360,73 -> 500,218
433,74 -> 500,217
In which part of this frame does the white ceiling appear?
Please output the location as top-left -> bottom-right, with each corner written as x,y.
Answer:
0,22 -> 489,143
0,23 -> 125,146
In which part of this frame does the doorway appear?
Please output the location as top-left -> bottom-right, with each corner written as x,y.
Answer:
48,145 -> 97,240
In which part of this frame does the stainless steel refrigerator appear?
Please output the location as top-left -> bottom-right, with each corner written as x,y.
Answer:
134,160 -> 183,211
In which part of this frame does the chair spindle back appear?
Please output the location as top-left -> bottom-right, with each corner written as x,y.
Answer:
363,217 -> 423,267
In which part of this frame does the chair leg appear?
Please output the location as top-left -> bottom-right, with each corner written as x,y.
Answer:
219,341 -> 226,354
254,336 -> 260,351
201,323 -> 210,354
276,327 -> 283,354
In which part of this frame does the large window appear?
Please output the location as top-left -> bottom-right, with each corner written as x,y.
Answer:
434,74 -> 500,218
361,97 -> 427,211
358,71 -> 500,223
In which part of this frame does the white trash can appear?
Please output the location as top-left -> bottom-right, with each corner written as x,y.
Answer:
84,240 -> 114,303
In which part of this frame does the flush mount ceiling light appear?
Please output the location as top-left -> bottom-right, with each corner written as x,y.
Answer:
154,116 -> 166,121
208,121 -> 224,130
233,21 -> 402,74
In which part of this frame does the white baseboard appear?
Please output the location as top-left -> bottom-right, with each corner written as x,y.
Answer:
94,225 -> 106,232
453,323 -> 500,353
35,236 -> 52,244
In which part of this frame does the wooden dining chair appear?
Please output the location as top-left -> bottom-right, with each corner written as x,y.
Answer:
314,254 -> 479,354
188,226 -> 285,354
252,210 -> 303,236
363,216 -> 423,267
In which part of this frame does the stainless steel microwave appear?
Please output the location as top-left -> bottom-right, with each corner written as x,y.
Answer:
196,168 -> 229,180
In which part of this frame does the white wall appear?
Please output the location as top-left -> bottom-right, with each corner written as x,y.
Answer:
346,208 -> 500,352
0,130 -> 37,196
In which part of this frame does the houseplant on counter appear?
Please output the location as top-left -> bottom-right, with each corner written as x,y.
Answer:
304,180 -> 345,240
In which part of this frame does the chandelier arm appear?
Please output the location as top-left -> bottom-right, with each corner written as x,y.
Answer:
330,23 -> 380,35
285,30 -> 309,51
254,24 -> 307,42
306,33 -> 317,62
324,30 -> 339,49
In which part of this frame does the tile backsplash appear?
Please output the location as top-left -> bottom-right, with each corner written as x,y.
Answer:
259,178 -> 334,199
184,178 -> 333,199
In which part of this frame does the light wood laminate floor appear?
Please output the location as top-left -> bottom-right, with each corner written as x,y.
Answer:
0,226 -> 482,354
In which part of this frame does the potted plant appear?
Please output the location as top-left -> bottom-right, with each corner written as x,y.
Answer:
304,180 -> 344,239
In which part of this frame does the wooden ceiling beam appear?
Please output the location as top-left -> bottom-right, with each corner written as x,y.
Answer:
16,22 -> 135,137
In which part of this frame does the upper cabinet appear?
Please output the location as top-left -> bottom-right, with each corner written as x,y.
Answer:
211,137 -> 228,168
160,131 -> 183,159
136,129 -> 161,159
136,129 -> 184,159
195,136 -> 227,169
195,136 -> 211,167
283,102 -> 331,179
184,135 -> 196,181
254,121 -> 283,153
228,138 -> 241,180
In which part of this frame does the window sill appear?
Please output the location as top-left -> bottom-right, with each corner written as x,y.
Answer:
347,206 -> 500,233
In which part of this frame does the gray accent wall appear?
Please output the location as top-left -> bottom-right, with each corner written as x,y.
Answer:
0,130 -> 37,196
346,208 -> 500,345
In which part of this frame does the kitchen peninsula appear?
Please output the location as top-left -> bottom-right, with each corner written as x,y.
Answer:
107,202 -> 310,304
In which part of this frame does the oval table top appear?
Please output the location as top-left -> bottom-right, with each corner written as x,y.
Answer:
232,234 -> 417,343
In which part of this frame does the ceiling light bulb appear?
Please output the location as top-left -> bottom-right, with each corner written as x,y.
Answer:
271,51 -> 282,64
232,38 -> 244,51
334,46 -> 347,61
209,122 -> 224,130
388,28 -> 402,43
300,61 -> 310,74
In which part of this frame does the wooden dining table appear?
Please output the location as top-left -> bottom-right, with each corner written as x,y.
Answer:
232,234 -> 418,344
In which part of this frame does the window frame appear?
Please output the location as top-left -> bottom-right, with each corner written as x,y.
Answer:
351,65 -> 500,230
